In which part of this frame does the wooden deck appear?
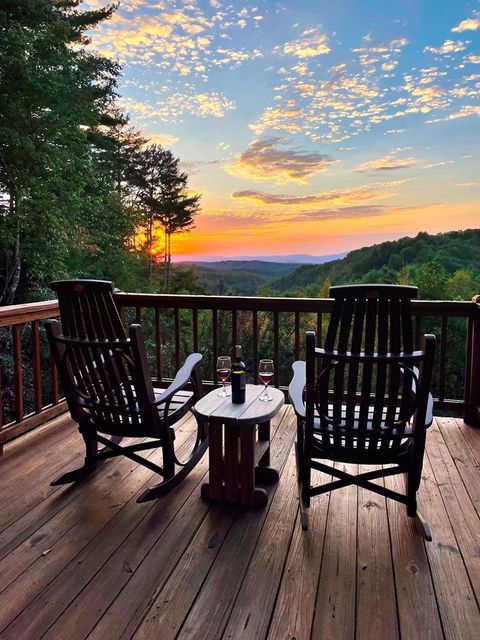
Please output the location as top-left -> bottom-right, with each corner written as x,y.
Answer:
1,407 -> 480,640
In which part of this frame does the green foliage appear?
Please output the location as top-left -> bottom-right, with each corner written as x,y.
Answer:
268,229 -> 480,301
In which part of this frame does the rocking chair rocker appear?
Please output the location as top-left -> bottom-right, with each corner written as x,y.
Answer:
289,284 -> 435,537
47,279 -> 208,502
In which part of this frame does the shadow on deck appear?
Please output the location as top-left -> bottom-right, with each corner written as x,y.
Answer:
0,406 -> 479,639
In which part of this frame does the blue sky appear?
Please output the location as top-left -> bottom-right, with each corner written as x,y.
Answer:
84,0 -> 480,258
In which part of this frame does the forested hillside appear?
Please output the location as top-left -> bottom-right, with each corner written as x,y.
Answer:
267,229 -> 480,300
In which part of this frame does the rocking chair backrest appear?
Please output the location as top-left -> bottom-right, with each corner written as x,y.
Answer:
49,279 -> 158,437
47,321 -> 158,437
50,279 -> 126,340
306,284 -> 432,454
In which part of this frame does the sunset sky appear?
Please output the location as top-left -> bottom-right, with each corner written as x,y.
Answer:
84,0 -> 480,259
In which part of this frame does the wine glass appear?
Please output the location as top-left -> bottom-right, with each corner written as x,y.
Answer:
216,356 -> 231,397
258,359 -> 274,401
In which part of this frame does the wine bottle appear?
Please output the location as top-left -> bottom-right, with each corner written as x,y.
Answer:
231,344 -> 246,404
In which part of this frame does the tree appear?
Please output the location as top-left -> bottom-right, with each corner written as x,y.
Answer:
446,270 -> 477,301
0,0 -> 128,303
132,145 -> 201,289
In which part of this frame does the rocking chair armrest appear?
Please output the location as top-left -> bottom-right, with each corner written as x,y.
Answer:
289,360 -> 306,418
152,353 -> 203,407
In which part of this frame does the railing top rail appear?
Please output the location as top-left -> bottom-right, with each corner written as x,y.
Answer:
113,292 -> 475,317
0,294 -> 476,328
0,300 -> 59,328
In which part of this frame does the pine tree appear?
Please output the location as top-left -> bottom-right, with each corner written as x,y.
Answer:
132,145 -> 201,289
0,0 -> 127,302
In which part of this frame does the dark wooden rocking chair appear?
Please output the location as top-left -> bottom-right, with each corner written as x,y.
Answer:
47,279 -> 208,502
289,284 -> 435,538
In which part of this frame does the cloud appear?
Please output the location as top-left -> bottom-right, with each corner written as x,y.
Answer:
231,185 -> 389,207
119,91 -> 235,123
465,54 -> 480,64
296,205 -> 388,221
143,133 -> 179,147
423,160 -> 454,169
274,28 -> 330,59
456,182 -> 479,187
424,40 -> 467,55
357,155 -> 418,172
427,104 -> 480,122
224,138 -> 335,184
452,16 -> 480,33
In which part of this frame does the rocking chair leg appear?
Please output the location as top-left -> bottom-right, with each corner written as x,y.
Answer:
300,498 -> 309,531
51,430 -> 98,486
136,437 -> 209,503
413,511 -> 432,541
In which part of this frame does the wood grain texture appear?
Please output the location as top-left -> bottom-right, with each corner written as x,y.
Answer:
385,470 -> 444,640
311,463 -> 358,640
356,466 -> 399,640
0,412 -> 479,640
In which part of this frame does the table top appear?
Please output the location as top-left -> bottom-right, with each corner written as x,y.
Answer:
194,384 -> 284,426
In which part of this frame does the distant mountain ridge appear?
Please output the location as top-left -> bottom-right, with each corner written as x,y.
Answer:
268,228 -> 480,294
178,252 -> 346,265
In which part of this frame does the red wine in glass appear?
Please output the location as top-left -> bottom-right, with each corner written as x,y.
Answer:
259,371 -> 273,386
258,359 -> 274,401
217,368 -> 230,383
216,356 -> 231,396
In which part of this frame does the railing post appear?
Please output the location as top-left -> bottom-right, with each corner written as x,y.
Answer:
0,367 -> 3,456
464,295 -> 480,427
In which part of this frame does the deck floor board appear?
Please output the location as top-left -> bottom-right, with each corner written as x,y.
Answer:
0,409 -> 479,639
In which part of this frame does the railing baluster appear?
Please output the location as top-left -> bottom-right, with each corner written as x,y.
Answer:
317,312 -> 323,345
50,355 -> 59,406
135,306 -> 142,324
273,311 -> 279,388
12,324 -> 23,422
32,320 -> 42,413
155,308 -> 162,382
0,368 -> 4,454
438,315 -> 447,402
192,308 -> 199,353
253,311 -> 258,384
232,309 -> 237,349
174,308 -> 180,371
466,296 -> 480,426
294,311 -> 300,361
212,309 -> 218,383
415,315 -> 422,348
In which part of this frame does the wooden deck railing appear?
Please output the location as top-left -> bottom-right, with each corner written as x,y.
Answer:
0,300 -> 64,451
1,292 -> 480,450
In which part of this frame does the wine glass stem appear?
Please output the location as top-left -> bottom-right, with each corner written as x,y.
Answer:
264,383 -> 268,397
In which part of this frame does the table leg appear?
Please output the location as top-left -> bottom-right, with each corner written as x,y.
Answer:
255,419 -> 279,486
240,423 -> 268,507
224,424 -> 239,503
258,420 -> 270,467
201,420 -> 223,502
240,423 -> 255,506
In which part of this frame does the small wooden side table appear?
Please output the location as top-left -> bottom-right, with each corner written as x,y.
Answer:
194,384 -> 284,508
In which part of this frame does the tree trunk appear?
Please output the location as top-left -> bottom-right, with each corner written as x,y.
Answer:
168,232 -> 172,289
0,191 -> 21,306
148,215 -> 153,286
163,227 -> 168,290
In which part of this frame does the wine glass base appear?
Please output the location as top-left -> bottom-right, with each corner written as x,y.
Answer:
217,390 -> 230,397
259,394 -> 272,402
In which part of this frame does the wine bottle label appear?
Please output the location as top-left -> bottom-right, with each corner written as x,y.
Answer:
238,372 -> 246,389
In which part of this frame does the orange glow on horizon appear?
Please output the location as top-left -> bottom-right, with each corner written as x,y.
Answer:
167,201 -> 480,260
